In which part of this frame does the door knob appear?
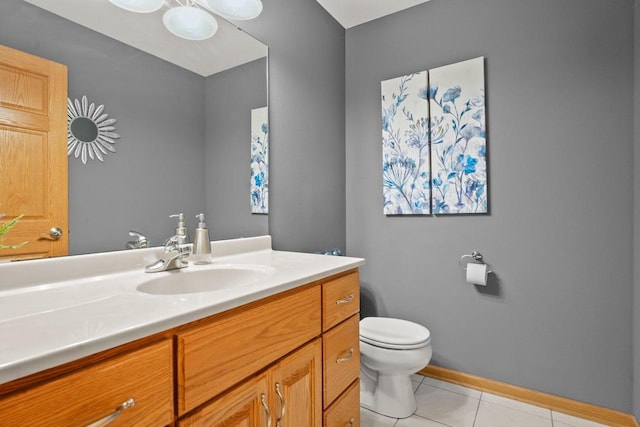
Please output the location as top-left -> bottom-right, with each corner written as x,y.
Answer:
40,227 -> 63,240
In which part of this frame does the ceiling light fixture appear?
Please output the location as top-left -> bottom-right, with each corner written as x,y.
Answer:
109,0 -> 263,41
195,0 -> 263,21
163,2 -> 219,40
108,0 -> 164,13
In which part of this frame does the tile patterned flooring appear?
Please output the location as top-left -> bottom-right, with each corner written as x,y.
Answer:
360,375 -> 610,427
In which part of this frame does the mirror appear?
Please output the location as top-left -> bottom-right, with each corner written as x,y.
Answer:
1,0 -> 268,256
70,117 -> 99,143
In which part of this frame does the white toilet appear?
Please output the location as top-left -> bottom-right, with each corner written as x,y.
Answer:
359,317 -> 432,419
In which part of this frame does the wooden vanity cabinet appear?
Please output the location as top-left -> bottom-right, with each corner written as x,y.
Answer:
0,268 -> 361,427
177,269 -> 361,427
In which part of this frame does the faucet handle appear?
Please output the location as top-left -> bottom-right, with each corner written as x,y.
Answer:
127,230 -> 148,249
164,235 -> 180,251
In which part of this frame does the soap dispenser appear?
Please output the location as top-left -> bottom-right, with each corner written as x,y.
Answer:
169,213 -> 190,245
192,213 -> 212,264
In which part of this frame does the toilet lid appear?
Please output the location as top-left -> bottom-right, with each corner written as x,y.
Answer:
360,317 -> 431,350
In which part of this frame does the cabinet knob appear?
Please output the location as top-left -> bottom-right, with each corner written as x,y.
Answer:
86,398 -> 135,427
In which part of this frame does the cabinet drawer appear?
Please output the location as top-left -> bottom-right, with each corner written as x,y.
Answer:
0,340 -> 173,426
323,314 -> 360,408
323,271 -> 359,331
323,380 -> 360,427
177,285 -> 321,415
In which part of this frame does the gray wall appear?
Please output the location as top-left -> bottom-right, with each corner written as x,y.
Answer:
205,58 -> 269,240
237,0 -> 347,253
634,0 -> 640,418
0,0 -> 206,254
346,0 -> 634,412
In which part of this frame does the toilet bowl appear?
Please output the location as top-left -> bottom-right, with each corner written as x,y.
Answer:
359,317 -> 432,419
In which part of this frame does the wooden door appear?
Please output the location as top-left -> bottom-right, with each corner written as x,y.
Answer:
271,339 -> 323,427
0,44 -> 68,260
179,373 -> 270,427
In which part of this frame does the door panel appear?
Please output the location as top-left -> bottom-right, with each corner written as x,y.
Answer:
271,339 -> 322,427
0,44 -> 68,260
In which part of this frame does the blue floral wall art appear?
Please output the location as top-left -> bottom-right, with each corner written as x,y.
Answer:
429,57 -> 487,214
250,106 -> 268,214
381,72 -> 431,215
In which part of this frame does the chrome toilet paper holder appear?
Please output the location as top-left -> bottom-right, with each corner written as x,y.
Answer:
459,251 -> 493,273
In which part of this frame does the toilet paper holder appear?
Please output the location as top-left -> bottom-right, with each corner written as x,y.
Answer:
459,251 -> 493,273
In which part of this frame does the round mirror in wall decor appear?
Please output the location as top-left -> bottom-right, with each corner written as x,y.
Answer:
67,95 -> 120,164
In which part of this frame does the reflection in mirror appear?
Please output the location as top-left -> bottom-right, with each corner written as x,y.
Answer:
0,0 -> 268,258
67,95 -> 121,164
70,118 -> 98,143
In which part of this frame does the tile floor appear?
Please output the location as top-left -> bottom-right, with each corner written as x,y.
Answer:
360,375 -> 610,427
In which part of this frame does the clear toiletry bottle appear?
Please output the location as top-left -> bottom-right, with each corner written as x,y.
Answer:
192,213 -> 212,265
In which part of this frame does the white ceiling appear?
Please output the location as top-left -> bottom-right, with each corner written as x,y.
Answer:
315,0 -> 430,29
24,0 -> 267,77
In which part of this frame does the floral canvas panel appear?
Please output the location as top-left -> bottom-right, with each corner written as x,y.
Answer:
250,106 -> 268,214
429,57 -> 487,214
381,72 -> 430,215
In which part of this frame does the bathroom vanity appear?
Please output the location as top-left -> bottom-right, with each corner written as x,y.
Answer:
0,236 -> 364,426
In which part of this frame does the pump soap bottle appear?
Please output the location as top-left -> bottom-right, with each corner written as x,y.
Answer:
192,213 -> 212,264
169,213 -> 190,246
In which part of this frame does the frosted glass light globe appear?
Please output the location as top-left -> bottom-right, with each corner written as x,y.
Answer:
163,6 -> 219,40
108,0 -> 164,13
197,0 -> 263,20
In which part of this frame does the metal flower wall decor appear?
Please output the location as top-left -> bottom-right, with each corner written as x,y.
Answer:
67,95 -> 120,164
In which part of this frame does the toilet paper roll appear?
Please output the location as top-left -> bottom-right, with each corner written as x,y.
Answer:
466,263 -> 488,286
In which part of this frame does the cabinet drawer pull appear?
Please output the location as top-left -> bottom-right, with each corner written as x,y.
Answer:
336,294 -> 354,305
275,382 -> 286,427
261,393 -> 272,427
336,348 -> 354,364
86,398 -> 135,427
348,417 -> 355,426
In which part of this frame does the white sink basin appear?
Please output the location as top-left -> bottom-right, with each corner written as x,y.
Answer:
136,264 -> 274,295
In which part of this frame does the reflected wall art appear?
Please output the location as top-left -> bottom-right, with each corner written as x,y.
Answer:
250,106 -> 268,214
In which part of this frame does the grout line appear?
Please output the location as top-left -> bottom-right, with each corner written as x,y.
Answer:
472,394 -> 481,427
421,378 -> 482,400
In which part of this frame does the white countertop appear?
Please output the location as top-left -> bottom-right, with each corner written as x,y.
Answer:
0,236 -> 365,385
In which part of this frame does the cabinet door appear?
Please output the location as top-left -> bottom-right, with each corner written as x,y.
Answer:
271,338 -> 322,427
179,373 -> 270,427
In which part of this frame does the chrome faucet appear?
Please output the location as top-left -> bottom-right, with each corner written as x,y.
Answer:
145,236 -> 190,273
126,231 -> 149,249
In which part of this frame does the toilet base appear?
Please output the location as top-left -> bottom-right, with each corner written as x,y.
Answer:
360,371 -> 417,419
